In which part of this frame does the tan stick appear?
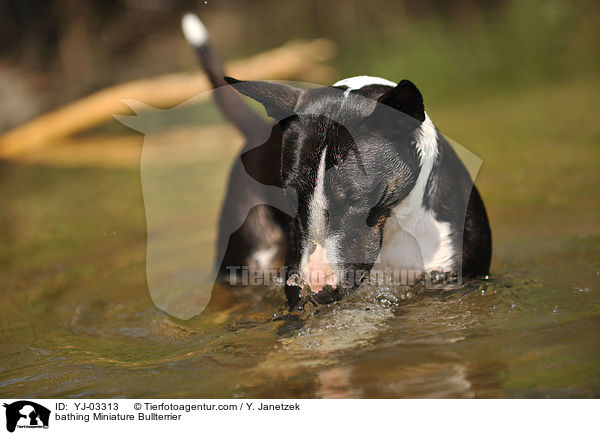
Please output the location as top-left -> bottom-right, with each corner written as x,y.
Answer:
0,39 -> 335,158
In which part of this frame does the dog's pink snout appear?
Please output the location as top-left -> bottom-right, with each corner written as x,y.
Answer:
306,243 -> 338,293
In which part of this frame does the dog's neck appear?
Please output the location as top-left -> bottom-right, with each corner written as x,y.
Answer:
395,113 -> 438,217
377,113 -> 456,272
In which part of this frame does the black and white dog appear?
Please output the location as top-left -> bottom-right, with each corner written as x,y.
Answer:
182,14 -> 491,309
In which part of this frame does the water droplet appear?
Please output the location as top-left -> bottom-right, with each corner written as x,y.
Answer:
286,273 -> 303,287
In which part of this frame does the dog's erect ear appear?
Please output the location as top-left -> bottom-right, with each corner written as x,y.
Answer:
378,80 -> 425,122
224,77 -> 303,120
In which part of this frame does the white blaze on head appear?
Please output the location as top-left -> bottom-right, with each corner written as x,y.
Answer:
333,75 -> 397,100
333,75 -> 397,90
301,149 -> 339,292
308,149 -> 328,240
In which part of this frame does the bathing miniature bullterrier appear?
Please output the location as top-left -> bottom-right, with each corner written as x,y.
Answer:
182,14 -> 491,309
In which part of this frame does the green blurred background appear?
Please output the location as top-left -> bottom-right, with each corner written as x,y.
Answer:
2,0 -> 599,128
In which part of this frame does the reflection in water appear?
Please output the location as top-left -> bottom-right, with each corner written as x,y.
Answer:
232,281 -> 486,398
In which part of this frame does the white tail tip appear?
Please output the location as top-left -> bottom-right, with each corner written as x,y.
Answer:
181,13 -> 209,47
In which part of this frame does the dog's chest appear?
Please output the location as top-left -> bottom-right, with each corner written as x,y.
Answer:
377,206 -> 455,271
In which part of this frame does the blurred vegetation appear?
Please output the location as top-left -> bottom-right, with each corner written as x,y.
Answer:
334,0 -> 600,104
1,0 -> 599,131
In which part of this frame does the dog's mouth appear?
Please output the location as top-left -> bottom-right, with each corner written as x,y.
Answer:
286,272 -> 361,312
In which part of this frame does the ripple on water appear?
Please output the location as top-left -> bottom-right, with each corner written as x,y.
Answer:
2,271 -> 598,397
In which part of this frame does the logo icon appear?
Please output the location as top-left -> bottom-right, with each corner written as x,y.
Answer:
3,401 -> 50,433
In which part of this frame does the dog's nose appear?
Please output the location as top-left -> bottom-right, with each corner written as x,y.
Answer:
306,243 -> 338,293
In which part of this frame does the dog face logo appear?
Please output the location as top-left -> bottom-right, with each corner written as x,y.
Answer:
3,401 -> 50,433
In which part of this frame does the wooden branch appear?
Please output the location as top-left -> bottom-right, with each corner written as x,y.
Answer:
0,38 -> 335,158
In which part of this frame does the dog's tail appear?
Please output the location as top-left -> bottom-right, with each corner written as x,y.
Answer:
181,13 -> 266,139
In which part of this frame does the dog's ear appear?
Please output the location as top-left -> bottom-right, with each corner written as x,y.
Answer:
378,80 -> 425,122
224,77 -> 303,120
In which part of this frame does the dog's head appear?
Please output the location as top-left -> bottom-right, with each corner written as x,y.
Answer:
226,77 -> 428,304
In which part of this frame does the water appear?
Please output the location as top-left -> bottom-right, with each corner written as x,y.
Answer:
2,269 -> 598,398
1,79 -> 599,398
